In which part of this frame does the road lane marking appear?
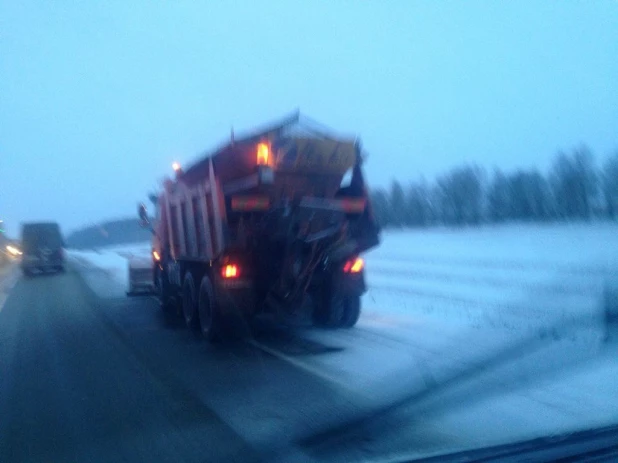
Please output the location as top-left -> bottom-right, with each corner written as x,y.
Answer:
0,264 -> 19,312
71,269 -> 399,406
5,274 -> 19,291
247,339 -> 361,395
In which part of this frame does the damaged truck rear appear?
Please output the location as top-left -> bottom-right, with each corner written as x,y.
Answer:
139,113 -> 380,340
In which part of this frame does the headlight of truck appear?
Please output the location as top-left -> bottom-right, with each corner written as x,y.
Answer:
6,245 -> 22,256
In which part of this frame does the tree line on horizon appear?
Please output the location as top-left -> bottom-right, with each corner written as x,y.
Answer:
369,146 -> 618,228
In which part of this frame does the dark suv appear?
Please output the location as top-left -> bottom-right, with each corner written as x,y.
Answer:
21,222 -> 65,276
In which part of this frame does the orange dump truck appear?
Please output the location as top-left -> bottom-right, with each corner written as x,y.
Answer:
138,113 -> 380,340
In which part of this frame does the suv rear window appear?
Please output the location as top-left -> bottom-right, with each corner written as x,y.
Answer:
22,223 -> 63,251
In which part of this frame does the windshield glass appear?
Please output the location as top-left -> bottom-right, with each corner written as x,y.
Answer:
21,224 -> 63,251
0,2 -> 616,462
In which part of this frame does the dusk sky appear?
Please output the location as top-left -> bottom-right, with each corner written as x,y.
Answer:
1,1 -> 616,236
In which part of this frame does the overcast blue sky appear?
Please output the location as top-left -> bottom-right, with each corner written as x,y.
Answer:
1,1 -> 616,236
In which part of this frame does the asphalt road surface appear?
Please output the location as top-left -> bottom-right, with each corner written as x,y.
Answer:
1,265 -> 437,463
3,262 -> 606,463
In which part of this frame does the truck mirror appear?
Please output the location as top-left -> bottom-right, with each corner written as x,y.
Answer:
138,203 -> 150,226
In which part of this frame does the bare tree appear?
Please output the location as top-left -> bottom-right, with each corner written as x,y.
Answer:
436,165 -> 484,225
487,169 -> 510,222
406,180 -> 431,227
602,152 -> 618,219
369,144 -> 606,230
509,170 -> 552,221
550,146 -> 597,220
369,188 -> 391,228
389,180 -> 407,227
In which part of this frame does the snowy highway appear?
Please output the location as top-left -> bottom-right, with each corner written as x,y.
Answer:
1,224 -> 618,461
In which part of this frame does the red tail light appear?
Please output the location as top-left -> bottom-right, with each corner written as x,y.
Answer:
343,257 -> 364,273
221,264 -> 239,279
231,196 -> 270,211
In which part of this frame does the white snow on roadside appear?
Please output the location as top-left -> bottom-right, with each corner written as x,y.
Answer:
67,223 -> 618,454
363,223 -> 617,333
68,223 -> 618,338
69,249 -> 134,291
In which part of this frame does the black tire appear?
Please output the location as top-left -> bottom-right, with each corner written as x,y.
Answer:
156,268 -> 175,317
340,294 -> 361,328
197,275 -> 222,342
155,267 -> 164,298
182,272 -> 199,330
314,285 -> 345,328
315,285 -> 361,328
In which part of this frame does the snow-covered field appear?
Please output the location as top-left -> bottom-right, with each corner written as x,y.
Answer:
67,223 -> 618,452
363,223 -> 617,336
69,223 -> 617,335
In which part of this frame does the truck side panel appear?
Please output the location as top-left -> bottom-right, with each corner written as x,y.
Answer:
198,184 -> 214,259
174,199 -> 186,256
163,194 -> 176,260
184,196 -> 197,255
209,159 -> 225,256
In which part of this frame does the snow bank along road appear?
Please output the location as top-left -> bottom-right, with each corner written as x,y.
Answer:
2,224 -> 618,462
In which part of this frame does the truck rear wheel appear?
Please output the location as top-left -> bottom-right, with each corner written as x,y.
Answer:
198,275 -> 222,342
182,272 -> 200,330
157,268 -> 175,318
315,284 -> 344,328
340,294 -> 361,328
315,287 -> 361,328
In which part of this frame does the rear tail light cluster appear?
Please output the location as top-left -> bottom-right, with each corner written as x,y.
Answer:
219,258 -> 359,279
343,257 -> 364,273
221,264 -> 239,279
